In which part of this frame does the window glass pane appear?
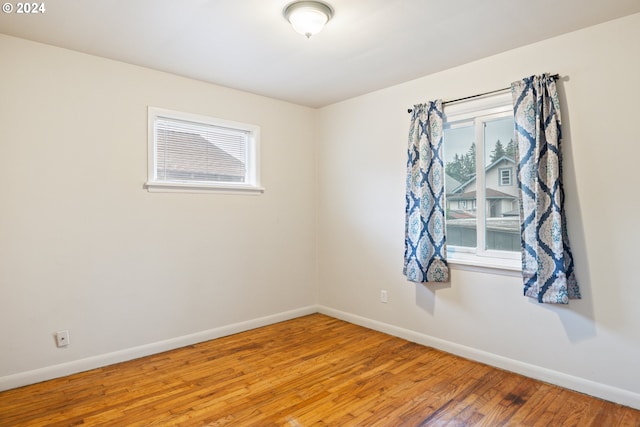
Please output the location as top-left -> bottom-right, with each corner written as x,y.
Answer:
444,124 -> 476,248
483,116 -> 520,251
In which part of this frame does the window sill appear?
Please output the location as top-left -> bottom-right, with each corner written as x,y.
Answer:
447,252 -> 522,277
145,181 -> 265,195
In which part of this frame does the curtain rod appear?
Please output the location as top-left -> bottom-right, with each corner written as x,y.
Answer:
407,74 -> 559,113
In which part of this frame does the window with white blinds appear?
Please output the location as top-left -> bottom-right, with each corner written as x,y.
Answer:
146,108 -> 262,194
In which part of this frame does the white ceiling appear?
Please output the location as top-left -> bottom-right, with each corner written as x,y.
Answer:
1,0 -> 639,108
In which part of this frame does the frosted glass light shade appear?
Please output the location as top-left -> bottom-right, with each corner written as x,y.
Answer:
284,1 -> 333,38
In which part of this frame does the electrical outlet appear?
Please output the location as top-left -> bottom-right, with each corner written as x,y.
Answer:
56,330 -> 70,347
380,290 -> 388,303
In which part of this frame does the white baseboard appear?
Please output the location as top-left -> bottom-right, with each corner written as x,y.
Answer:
4,304 -> 639,411
317,305 -> 640,410
0,305 -> 317,392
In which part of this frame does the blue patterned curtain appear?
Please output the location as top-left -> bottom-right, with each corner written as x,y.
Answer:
403,101 -> 449,283
511,74 -> 580,304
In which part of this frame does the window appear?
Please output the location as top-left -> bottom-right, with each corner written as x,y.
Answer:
443,92 -> 521,271
146,107 -> 263,194
499,168 -> 513,186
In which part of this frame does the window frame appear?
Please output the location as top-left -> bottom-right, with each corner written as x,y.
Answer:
443,92 -> 521,273
145,107 -> 264,194
499,167 -> 513,186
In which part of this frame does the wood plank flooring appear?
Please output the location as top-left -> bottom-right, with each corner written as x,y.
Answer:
1,314 -> 638,426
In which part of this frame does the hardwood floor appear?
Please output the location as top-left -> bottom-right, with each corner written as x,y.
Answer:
1,314 -> 638,426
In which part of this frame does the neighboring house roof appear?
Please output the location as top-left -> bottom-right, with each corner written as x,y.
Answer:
450,156 -> 516,194
156,129 -> 245,179
447,188 -> 517,201
446,210 -> 476,219
501,209 -> 520,217
445,174 -> 462,192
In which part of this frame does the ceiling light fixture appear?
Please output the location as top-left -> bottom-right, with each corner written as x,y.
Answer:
283,1 -> 333,39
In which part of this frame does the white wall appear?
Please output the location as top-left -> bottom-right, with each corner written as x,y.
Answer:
317,13 -> 640,407
0,35 -> 317,385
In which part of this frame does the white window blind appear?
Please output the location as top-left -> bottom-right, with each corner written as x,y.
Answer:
146,108 -> 262,194
155,117 -> 248,183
